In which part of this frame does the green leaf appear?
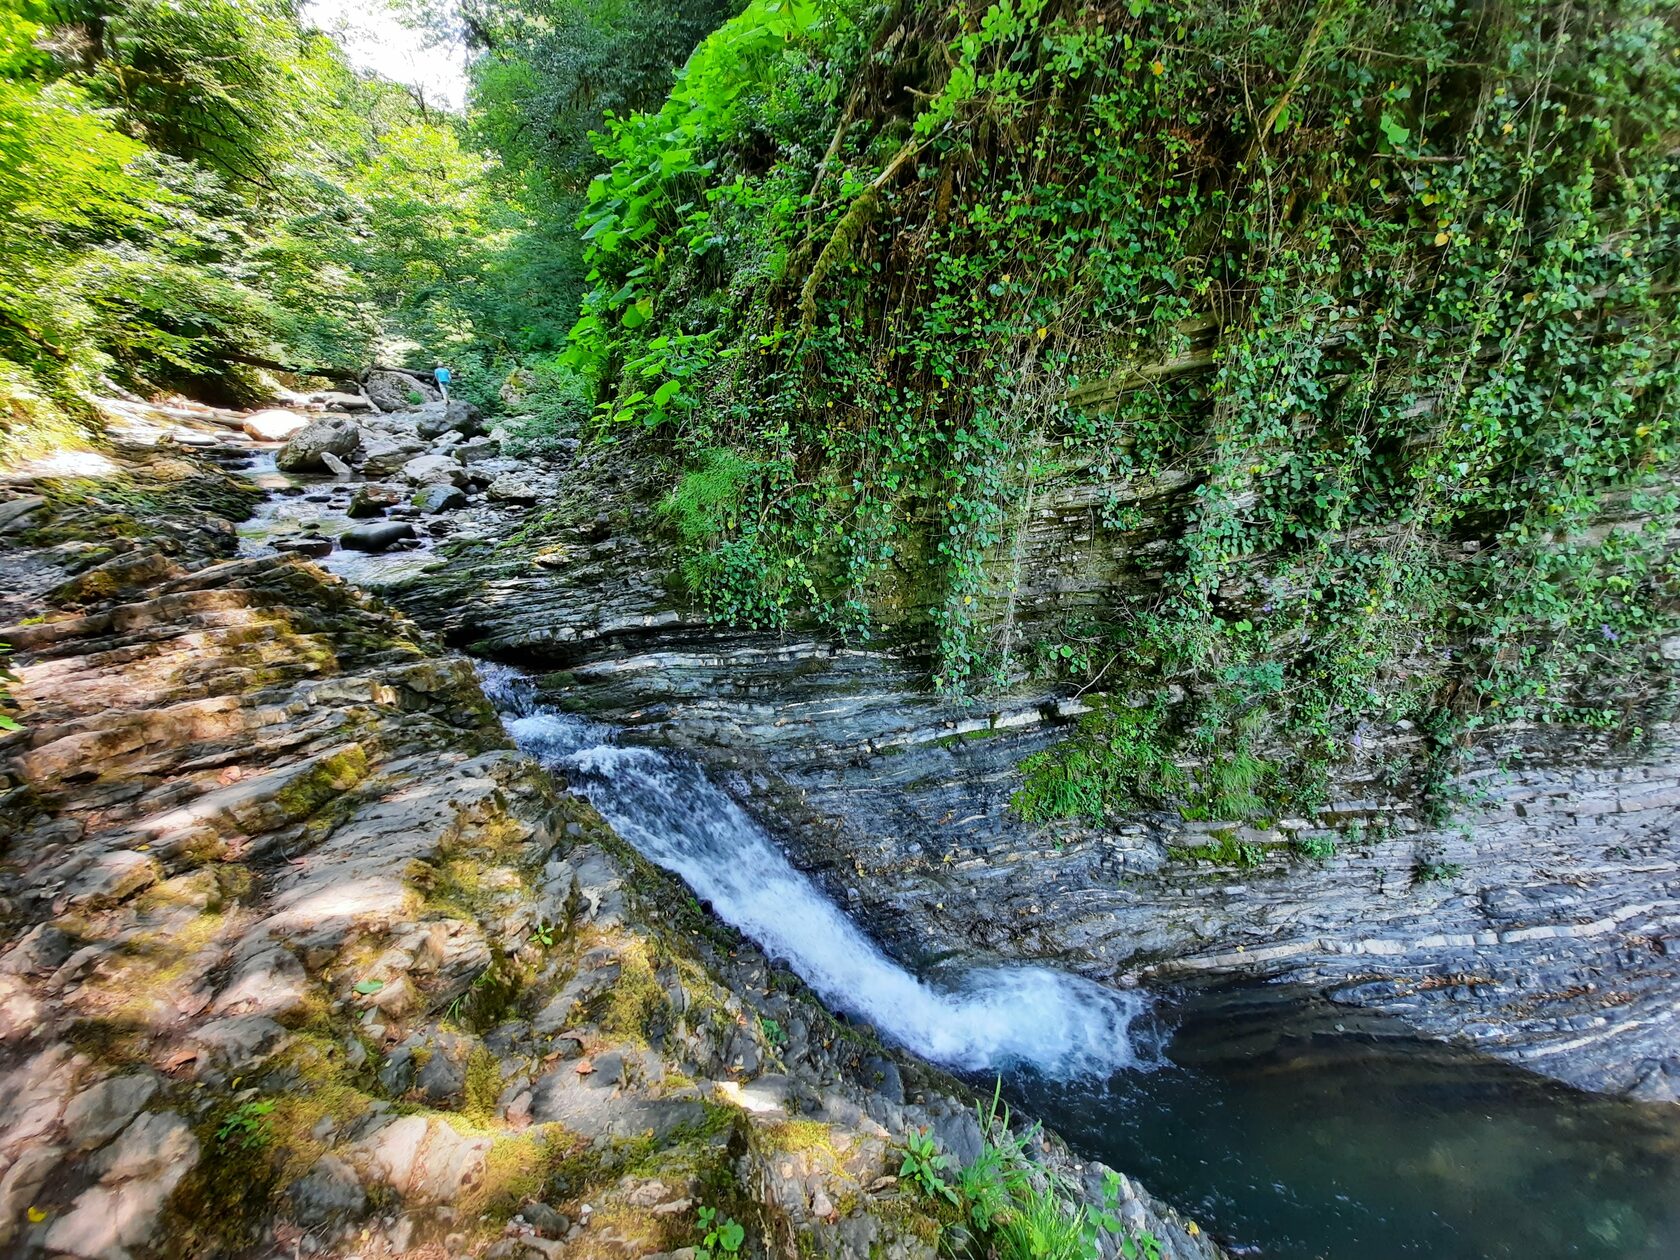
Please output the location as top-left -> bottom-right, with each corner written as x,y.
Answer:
353,979 -> 384,995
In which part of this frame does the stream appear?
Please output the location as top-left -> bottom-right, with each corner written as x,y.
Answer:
479,665 -> 1680,1260
239,454 -> 1680,1260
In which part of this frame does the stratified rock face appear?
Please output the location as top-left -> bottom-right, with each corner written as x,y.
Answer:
276,416 -> 361,473
384,464 -> 1680,1101
0,437 -> 1222,1260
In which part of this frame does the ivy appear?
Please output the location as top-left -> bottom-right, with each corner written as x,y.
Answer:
564,0 -> 1680,823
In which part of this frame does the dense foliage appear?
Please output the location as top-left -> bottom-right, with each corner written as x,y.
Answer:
565,0 -> 1680,819
0,0 -> 599,456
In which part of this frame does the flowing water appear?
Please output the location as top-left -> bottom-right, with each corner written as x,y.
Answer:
483,662 -> 1680,1260
480,662 -> 1153,1079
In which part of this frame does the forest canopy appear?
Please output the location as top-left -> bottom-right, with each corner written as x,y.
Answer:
0,0 -> 717,457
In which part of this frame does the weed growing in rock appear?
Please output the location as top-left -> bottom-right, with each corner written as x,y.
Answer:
1292,833 -> 1338,861
694,1204 -> 745,1259
1413,857 -> 1464,884
215,1098 -> 276,1150
0,643 -> 20,731
900,1127 -> 959,1206
924,1084 -> 1173,1260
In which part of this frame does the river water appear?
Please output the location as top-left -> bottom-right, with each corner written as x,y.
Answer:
479,663 -> 1680,1260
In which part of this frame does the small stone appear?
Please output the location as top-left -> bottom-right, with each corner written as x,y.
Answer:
356,432 -> 428,478
59,850 -> 158,910
0,495 -> 46,533
93,1110 -> 196,1182
416,400 -> 485,440
457,435 -> 500,463
518,1201 -> 569,1238
275,537 -> 335,558
340,522 -> 418,553
212,947 -> 309,1020
320,450 -> 354,480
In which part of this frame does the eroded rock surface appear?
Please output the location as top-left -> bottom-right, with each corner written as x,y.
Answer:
0,429 -> 1219,1259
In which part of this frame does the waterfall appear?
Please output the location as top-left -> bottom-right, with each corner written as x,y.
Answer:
480,662 -> 1157,1081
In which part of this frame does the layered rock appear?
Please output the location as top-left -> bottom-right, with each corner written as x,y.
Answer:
380,458 -> 1680,1101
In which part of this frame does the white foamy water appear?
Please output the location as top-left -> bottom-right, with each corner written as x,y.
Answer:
480,663 -> 1155,1080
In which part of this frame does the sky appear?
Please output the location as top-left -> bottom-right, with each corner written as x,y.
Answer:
302,0 -> 470,111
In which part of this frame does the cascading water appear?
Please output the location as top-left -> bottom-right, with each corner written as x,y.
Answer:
479,662 -> 1158,1081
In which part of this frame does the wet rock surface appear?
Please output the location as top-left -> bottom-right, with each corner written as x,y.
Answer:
0,407 -> 1220,1259
382,458 -> 1680,1101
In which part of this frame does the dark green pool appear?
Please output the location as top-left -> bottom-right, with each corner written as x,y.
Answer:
1011,988 -> 1680,1260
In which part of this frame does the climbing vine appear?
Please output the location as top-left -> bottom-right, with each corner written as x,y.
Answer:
565,0 -> 1680,819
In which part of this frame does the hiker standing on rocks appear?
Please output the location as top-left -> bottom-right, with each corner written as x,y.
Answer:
433,362 -> 452,402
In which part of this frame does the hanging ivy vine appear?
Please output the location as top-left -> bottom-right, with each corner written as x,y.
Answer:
564,0 -> 1679,821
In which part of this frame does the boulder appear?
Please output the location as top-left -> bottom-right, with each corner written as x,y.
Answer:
241,408 -> 310,442
364,369 -> 438,411
341,522 -> 417,553
487,473 -> 542,505
412,484 -> 467,513
356,431 -> 428,479
415,400 -> 485,441
456,435 -> 500,463
320,450 -> 353,480
401,454 -> 469,488
277,417 -> 361,473
348,484 -> 403,518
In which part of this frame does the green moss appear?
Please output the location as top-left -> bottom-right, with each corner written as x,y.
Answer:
462,1043 -> 504,1126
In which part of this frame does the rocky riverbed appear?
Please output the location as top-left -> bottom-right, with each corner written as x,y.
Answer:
0,396 -> 1220,1260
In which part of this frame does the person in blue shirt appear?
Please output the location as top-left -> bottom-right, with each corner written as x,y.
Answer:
433,362 -> 452,402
